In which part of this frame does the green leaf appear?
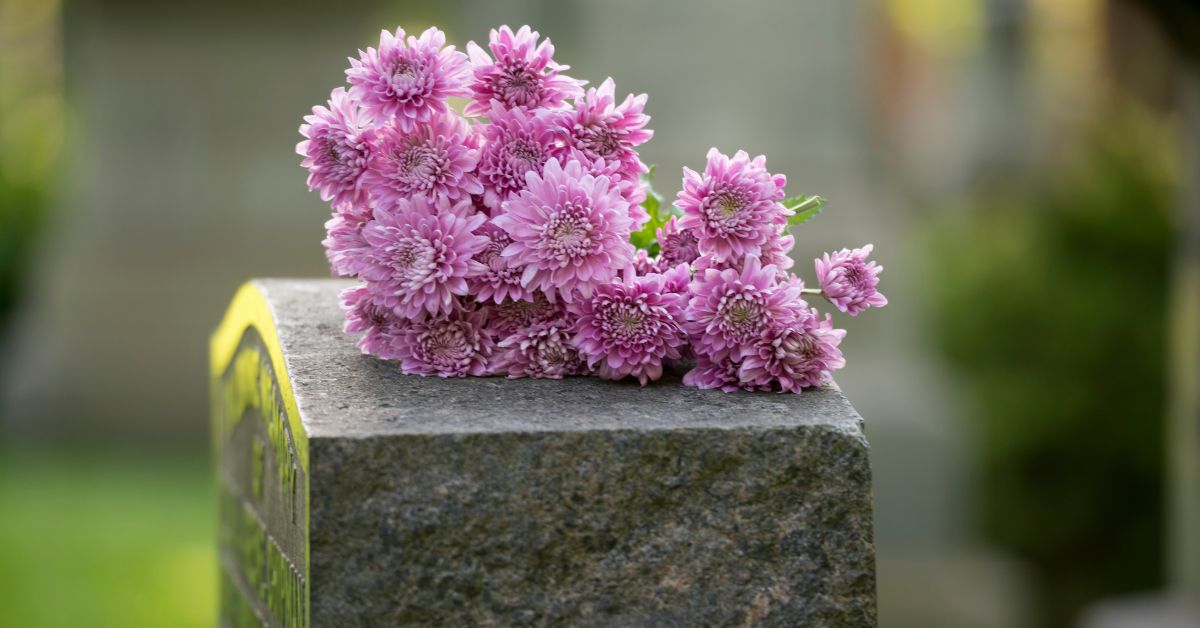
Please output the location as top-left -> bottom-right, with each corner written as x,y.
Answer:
629,165 -> 680,256
783,194 -> 825,227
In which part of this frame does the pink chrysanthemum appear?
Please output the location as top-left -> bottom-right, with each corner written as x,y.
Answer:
762,232 -> 796,272
391,307 -> 494,377
693,231 -> 795,278
632,249 -> 658,275
815,244 -> 888,316
322,203 -> 374,278
487,292 -> 564,337
657,263 -> 692,295
297,87 -> 375,207
738,308 -> 846,393
655,216 -> 701,268
476,103 -> 559,209
555,78 -> 652,183
620,176 -> 650,222
360,198 -> 488,319
676,148 -> 790,261
464,25 -> 583,116
685,257 -> 806,359
346,27 -> 470,130
683,353 -> 755,393
496,319 -> 585,379
564,156 -> 650,226
493,158 -> 635,301
339,284 -> 405,357
469,222 -> 531,304
570,270 -> 688,385
365,113 -> 483,207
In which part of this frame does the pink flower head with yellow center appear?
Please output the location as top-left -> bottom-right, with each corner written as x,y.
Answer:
815,244 -> 887,316
346,27 -> 470,130
360,198 -> 488,319
297,87 -> 375,207
685,257 -> 806,359
465,25 -> 583,115
392,306 -> 494,377
570,269 -> 688,386
493,158 -> 635,302
476,103 -> 559,210
737,308 -> 846,393
676,148 -> 789,261
365,113 -> 483,207
555,78 -> 652,183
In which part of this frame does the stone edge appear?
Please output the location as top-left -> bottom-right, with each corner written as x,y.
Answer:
211,279 -> 311,627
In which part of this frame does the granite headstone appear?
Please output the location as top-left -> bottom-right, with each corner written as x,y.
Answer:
212,279 -> 878,626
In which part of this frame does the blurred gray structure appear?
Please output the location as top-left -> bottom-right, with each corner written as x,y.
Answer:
0,1 -> 1030,625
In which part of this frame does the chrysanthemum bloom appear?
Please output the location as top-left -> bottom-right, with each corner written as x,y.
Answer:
657,262 -> 692,295
683,354 -> 755,393
676,148 -> 790,261
564,156 -> 649,227
360,198 -> 488,319
570,270 -> 688,385
619,176 -> 649,222
762,232 -> 796,273
693,231 -> 795,278
469,222 -> 530,304
464,25 -> 583,116
364,113 -> 483,208
346,27 -> 470,130
815,244 -> 888,316
655,216 -> 701,268
322,205 -> 373,277
339,284 -> 406,357
476,103 -> 559,209
737,308 -> 846,393
632,249 -> 658,275
685,257 -> 806,359
487,292 -> 564,337
493,158 -> 635,301
655,262 -> 694,360
496,319 -> 585,379
391,307 -> 494,377
297,87 -> 375,207
555,78 -> 652,183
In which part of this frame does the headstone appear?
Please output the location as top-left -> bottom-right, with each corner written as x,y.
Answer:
211,279 -> 878,626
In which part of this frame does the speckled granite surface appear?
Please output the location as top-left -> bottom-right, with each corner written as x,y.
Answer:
258,278 -> 877,626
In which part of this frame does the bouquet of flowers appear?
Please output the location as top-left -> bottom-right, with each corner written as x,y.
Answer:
298,25 -> 886,393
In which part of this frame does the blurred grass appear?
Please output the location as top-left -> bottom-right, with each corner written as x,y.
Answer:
0,449 -> 215,628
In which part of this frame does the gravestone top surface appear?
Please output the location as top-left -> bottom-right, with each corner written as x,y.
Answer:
258,278 -> 867,440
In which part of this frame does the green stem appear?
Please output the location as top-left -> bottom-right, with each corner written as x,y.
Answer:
789,196 -> 824,213
801,287 -> 823,296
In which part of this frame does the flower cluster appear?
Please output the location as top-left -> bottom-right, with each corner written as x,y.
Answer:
300,24 -> 886,392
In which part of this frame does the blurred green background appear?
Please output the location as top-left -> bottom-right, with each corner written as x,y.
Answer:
1,1 -> 1197,626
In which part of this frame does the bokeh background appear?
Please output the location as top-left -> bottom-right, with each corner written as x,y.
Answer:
2,1 -> 1197,626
